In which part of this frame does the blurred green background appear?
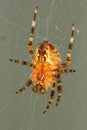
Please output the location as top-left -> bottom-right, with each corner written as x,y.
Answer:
0,0 -> 87,130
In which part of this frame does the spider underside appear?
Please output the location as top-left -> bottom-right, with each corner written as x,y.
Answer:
9,6 -> 76,114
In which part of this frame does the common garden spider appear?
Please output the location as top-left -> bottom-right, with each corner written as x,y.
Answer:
9,6 -> 76,114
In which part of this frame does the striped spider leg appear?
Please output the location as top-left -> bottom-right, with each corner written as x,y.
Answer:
43,83 -> 55,114
9,6 -> 38,94
28,6 -> 38,59
62,24 -> 75,68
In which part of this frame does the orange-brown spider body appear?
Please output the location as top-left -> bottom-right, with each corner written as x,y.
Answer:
9,6 -> 76,114
30,41 -> 61,93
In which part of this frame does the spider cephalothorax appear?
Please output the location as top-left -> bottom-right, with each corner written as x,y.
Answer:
9,6 -> 76,114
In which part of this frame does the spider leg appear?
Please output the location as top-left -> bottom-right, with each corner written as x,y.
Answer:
52,68 -> 76,73
9,59 -> 33,67
59,69 -> 76,73
28,6 -> 38,59
43,83 -> 55,114
62,24 -> 75,67
32,86 -> 38,93
16,79 -> 32,94
56,74 -> 62,106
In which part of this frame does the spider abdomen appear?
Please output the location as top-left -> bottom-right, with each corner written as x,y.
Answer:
30,62 -> 56,90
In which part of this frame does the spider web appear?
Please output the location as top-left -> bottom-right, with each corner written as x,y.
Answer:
0,0 -> 87,130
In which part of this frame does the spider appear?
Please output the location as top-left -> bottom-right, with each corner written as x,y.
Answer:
9,6 -> 76,114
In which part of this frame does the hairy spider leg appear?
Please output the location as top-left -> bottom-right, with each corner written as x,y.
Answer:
62,24 -> 75,67
9,59 -> 33,67
32,85 -> 38,93
52,69 -> 76,73
28,6 -> 38,59
43,83 -> 55,114
16,79 -> 32,94
59,69 -> 76,73
56,74 -> 62,106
